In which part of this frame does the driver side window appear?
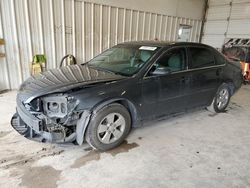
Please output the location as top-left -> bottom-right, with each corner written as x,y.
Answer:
148,48 -> 186,76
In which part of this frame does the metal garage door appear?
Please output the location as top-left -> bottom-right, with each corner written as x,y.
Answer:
202,0 -> 250,49
0,10 -> 9,91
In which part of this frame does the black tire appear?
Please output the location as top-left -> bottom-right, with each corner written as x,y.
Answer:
207,84 -> 231,113
86,103 -> 131,151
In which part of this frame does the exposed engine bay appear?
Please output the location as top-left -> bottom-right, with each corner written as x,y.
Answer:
12,94 -> 83,143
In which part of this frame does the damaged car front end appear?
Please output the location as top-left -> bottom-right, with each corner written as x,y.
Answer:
11,64 -> 125,145
12,92 -> 90,144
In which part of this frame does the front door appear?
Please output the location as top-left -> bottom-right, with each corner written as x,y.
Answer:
142,47 -> 190,118
140,76 -> 160,120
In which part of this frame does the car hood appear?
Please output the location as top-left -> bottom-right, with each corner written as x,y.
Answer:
18,64 -> 125,103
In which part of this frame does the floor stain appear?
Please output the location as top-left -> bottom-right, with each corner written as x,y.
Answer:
71,141 -> 139,168
209,109 -> 229,117
1,149 -> 64,169
0,131 -> 11,138
231,102 -> 242,108
71,150 -> 101,168
5,147 -> 64,187
10,170 -> 21,178
20,166 -> 61,188
84,147 -> 93,152
209,113 -> 218,117
0,155 -> 25,165
106,141 -> 139,157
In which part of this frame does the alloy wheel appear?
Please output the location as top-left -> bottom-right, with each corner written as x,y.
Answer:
97,113 -> 126,144
216,89 -> 229,110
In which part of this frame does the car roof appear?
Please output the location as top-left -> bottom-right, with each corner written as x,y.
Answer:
118,41 -> 212,48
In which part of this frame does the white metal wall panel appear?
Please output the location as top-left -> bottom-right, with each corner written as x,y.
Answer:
228,1 -> 250,38
204,21 -> 228,35
209,0 -> 231,6
228,20 -> 250,36
206,5 -> 231,20
202,35 -> 226,48
230,2 -> 250,19
0,0 -> 202,89
233,0 -> 250,3
15,0 -> 32,82
203,0 -> 250,48
0,0 -> 23,89
0,1 -> 9,90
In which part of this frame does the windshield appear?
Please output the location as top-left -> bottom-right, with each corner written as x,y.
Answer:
88,46 -> 158,76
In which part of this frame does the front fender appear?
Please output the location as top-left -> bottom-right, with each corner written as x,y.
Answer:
76,97 -> 142,145
76,110 -> 91,145
92,98 -> 142,127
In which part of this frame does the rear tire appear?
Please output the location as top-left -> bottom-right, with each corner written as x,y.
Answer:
207,84 -> 231,113
86,103 -> 131,151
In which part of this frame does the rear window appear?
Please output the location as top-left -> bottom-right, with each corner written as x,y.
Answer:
189,47 -> 215,69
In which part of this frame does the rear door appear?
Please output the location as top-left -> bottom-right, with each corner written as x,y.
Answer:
187,47 -> 224,108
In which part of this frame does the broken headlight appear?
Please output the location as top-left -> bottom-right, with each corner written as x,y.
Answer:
42,94 -> 78,118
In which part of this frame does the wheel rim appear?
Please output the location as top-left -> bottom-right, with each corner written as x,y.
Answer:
97,113 -> 126,144
216,89 -> 229,110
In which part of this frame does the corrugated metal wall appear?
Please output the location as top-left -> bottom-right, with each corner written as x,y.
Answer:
202,0 -> 250,48
0,0 -> 202,90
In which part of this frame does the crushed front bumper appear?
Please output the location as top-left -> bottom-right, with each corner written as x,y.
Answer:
11,100 -> 76,143
16,99 -> 43,133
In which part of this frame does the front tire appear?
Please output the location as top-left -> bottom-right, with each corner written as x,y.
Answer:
86,103 -> 131,151
207,84 -> 231,113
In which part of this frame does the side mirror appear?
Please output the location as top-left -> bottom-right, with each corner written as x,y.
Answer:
150,67 -> 171,76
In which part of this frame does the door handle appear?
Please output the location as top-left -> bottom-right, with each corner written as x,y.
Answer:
180,77 -> 186,83
180,76 -> 190,83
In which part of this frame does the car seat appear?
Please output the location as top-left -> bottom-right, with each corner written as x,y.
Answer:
130,50 -> 152,67
168,54 -> 182,72
141,51 -> 152,63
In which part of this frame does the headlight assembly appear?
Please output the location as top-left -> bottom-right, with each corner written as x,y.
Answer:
42,94 -> 78,118
48,102 -> 59,112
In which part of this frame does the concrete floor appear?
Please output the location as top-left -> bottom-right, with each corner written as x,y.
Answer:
0,86 -> 250,188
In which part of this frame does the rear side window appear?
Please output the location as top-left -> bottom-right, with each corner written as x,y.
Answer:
214,52 -> 226,65
189,47 -> 215,69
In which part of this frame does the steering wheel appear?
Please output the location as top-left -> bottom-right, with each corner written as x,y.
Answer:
60,55 -> 77,68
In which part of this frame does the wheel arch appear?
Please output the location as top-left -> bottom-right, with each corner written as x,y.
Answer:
207,81 -> 235,106
76,97 -> 141,145
223,80 -> 236,95
91,98 -> 141,128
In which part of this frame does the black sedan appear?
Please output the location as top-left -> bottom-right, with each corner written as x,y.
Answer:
11,41 -> 243,151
